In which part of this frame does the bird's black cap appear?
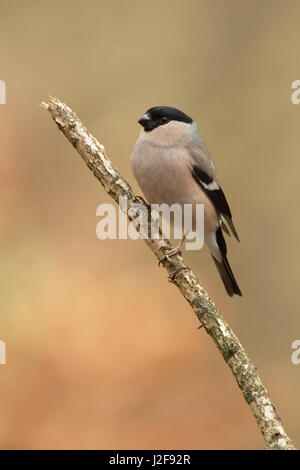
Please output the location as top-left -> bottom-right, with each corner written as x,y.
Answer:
138,106 -> 193,131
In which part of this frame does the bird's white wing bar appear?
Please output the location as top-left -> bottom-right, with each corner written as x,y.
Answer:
191,165 -> 240,242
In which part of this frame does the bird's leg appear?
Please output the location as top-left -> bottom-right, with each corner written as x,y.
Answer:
135,195 -> 151,213
158,235 -> 186,266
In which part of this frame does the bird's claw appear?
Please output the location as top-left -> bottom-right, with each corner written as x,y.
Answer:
158,246 -> 182,266
159,245 -> 172,251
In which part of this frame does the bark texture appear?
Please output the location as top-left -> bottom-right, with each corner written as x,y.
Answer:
41,97 -> 296,450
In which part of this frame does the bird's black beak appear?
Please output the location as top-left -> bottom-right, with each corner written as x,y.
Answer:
138,113 -> 152,130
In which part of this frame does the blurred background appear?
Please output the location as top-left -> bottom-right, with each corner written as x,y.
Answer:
0,0 -> 299,450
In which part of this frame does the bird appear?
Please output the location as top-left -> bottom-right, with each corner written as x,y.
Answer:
130,106 -> 242,297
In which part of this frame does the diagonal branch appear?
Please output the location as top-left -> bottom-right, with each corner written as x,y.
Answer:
41,97 -> 295,450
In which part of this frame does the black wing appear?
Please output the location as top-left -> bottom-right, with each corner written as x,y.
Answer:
191,165 -> 239,242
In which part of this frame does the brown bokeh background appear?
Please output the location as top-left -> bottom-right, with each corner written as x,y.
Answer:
0,0 -> 299,450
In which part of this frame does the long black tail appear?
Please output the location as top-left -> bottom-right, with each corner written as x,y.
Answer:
212,226 -> 242,297
211,255 -> 242,297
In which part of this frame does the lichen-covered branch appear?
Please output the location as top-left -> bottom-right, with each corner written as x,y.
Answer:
41,97 -> 295,450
